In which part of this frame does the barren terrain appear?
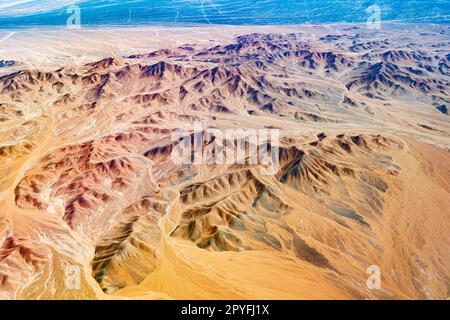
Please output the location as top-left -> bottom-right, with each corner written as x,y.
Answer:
0,24 -> 449,299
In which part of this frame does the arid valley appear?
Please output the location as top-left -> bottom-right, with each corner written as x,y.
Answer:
0,24 -> 449,300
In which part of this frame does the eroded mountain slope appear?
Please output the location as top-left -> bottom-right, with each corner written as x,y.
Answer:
0,25 -> 449,299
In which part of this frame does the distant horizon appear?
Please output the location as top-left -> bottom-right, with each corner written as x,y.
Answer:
1,21 -> 449,31
0,0 -> 448,27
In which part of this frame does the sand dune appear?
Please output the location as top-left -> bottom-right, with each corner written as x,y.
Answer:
0,24 -> 449,300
